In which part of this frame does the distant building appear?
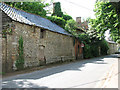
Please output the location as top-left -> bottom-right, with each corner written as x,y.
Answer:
105,30 -> 118,54
76,17 -> 88,31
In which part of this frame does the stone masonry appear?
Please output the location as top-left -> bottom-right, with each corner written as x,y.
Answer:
2,11 -> 76,72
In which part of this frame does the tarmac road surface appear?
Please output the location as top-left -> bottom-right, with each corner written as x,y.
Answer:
2,54 -> 118,88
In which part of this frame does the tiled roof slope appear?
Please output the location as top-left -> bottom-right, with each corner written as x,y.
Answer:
0,3 -> 71,36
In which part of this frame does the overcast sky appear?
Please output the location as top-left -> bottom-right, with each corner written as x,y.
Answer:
46,0 -> 96,21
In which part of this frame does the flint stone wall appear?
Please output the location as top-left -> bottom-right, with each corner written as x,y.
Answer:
2,12 -> 75,72
12,22 -> 75,67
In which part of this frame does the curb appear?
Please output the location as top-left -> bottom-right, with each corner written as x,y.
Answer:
102,64 -> 114,88
95,62 -> 116,88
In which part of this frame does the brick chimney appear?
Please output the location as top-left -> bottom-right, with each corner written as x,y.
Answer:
83,21 -> 88,30
76,17 -> 81,24
53,2 -> 56,14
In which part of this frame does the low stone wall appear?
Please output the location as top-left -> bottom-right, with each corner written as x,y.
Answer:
108,43 -> 118,54
45,30 -> 75,64
46,56 -> 75,64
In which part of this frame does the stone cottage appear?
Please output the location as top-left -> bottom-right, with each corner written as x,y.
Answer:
107,40 -> 118,54
0,3 -> 83,72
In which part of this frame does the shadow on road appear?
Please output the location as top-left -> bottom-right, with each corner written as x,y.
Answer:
2,54 -> 118,88
2,79 -> 48,88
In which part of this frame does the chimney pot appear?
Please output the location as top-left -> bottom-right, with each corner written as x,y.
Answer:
76,17 -> 81,24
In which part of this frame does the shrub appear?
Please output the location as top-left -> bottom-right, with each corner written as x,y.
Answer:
100,40 -> 109,55
78,33 -> 91,44
90,44 -> 99,57
83,43 -> 92,59
83,43 -> 100,58
52,2 -> 63,17
47,16 -> 66,28
62,14 -> 72,21
15,36 -> 24,70
65,19 -> 77,35
83,40 -> 109,58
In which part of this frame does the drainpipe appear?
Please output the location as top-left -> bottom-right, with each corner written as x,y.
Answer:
81,41 -> 84,59
5,33 -> 7,72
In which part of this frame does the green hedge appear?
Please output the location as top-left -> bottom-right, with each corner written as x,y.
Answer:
15,36 -> 24,70
47,16 -> 65,28
63,14 -> 72,21
83,43 -> 92,59
100,40 -> 109,55
90,44 -> 99,57
83,40 -> 109,59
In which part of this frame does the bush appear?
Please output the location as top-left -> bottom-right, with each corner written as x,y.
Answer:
65,19 -> 77,35
15,36 -> 24,70
83,40 -> 109,59
100,40 -> 109,55
116,39 -> 120,44
90,44 -> 99,57
78,33 -> 91,44
62,14 -> 72,21
83,43 -> 100,59
83,43 -> 93,59
52,2 -> 63,17
47,16 -> 66,28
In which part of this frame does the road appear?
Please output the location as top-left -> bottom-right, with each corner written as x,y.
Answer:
2,54 -> 118,88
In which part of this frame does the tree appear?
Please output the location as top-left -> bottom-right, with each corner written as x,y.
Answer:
65,19 -> 77,36
47,16 -> 66,28
63,14 -> 72,21
5,2 -> 49,17
111,2 -> 120,43
89,1 -> 120,42
48,2 -> 73,28
52,2 -> 63,17
86,28 -> 101,43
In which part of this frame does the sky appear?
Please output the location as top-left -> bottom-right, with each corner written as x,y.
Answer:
45,0 -> 111,39
46,0 -> 96,21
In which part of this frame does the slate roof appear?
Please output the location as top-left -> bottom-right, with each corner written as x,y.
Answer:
0,3 -> 71,36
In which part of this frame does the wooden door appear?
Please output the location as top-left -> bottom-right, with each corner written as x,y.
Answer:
38,45 -> 46,65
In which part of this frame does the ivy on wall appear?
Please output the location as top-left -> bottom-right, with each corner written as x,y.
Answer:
52,2 -> 63,17
2,24 -> 13,38
15,36 -> 24,70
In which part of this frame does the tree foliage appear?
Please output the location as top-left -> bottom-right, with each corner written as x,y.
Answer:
65,19 -> 77,35
52,2 -> 63,17
99,39 -> 109,55
5,2 -> 73,31
86,28 -> 101,43
89,1 -> 120,42
50,2 -> 73,28
15,36 -> 24,70
5,2 -> 49,17
78,33 -> 90,44
47,16 -> 66,28
76,26 -> 109,58
62,14 -> 72,21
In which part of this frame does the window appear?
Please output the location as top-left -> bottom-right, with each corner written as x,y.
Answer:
40,29 -> 45,38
